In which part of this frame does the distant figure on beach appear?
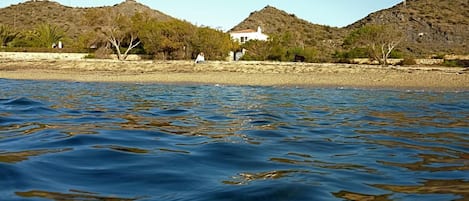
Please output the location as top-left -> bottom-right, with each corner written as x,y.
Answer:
58,41 -> 63,49
195,52 -> 205,64
52,43 -> 57,48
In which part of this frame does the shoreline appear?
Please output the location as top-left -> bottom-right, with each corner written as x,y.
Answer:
0,59 -> 468,91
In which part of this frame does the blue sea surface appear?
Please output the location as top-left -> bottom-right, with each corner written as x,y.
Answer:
0,79 -> 468,201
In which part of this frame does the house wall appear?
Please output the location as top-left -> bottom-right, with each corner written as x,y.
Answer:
230,26 -> 269,43
230,32 -> 268,43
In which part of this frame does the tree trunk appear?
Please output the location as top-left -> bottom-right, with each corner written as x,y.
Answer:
122,34 -> 141,61
108,37 -> 124,61
108,36 -> 141,61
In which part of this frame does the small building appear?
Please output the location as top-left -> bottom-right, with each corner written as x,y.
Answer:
229,26 -> 269,43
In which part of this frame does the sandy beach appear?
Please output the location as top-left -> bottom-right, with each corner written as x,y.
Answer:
0,58 -> 468,91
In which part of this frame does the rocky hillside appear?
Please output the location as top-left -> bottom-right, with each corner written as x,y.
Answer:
0,0 -> 174,39
232,0 -> 468,57
230,6 -> 346,58
347,0 -> 468,56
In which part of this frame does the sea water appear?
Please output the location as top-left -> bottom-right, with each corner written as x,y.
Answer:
0,79 -> 467,201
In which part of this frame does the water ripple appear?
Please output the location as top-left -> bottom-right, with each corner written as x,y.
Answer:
0,79 -> 467,201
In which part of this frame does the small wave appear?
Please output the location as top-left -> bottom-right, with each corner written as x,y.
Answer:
0,116 -> 20,125
155,109 -> 190,116
17,106 -> 58,115
1,97 -> 44,106
0,97 -> 58,115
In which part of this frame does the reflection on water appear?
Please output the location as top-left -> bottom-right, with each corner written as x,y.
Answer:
16,190 -> 138,201
333,190 -> 392,201
0,79 -> 468,201
0,148 -> 71,163
373,180 -> 469,200
223,169 -> 312,185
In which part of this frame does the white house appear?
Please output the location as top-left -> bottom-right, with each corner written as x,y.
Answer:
229,26 -> 269,43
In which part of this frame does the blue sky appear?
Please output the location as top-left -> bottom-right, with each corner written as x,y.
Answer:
1,0 -> 403,30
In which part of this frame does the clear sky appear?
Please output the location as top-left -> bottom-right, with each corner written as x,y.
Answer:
0,0 -> 403,30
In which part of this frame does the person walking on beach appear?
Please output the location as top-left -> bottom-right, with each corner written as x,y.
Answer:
195,52 -> 205,64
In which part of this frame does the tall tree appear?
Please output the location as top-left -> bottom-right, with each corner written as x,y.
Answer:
137,18 -> 195,60
344,25 -> 403,66
83,8 -> 141,61
192,27 -> 236,60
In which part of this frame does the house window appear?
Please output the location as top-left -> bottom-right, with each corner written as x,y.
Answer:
240,36 -> 248,43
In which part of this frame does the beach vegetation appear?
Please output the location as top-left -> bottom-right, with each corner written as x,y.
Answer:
83,8 -> 141,61
0,24 -> 18,47
344,25 -> 403,66
399,57 -> 417,66
86,47 -> 114,59
8,23 -> 66,48
442,60 -> 466,67
240,31 -> 321,62
192,27 -> 236,60
137,16 -> 195,60
136,14 -> 236,60
32,23 -> 66,48
239,40 -> 269,61
333,48 -> 369,59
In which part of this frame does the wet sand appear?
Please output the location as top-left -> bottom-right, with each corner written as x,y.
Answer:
0,59 -> 467,90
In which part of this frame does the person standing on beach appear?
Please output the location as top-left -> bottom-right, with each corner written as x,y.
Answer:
195,52 -> 205,64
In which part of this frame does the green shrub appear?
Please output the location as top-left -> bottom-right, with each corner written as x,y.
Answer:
442,60 -> 463,67
389,50 -> 404,59
84,54 -> 95,59
399,57 -> 417,66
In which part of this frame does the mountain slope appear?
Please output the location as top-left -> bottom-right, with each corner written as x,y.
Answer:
0,0 -> 174,39
346,0 -> 468,56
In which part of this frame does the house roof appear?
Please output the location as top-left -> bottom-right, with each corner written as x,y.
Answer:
229,29 -> 257,34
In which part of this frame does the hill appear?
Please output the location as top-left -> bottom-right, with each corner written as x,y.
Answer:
346,0 -> 468,56
0,0 -> 174,39
232,1 -> 468,58
230,6 -> 346,59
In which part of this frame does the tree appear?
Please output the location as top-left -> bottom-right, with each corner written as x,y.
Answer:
241,40 -> 270,61
241,31 -> 310,62
0,24 -> 18,47
344,25 -> 403,66
83,8 -> 141,61
9,23 -> 65,48
191,27 -> 236,60
33,23 -> 65,48
137,17 -> 195,60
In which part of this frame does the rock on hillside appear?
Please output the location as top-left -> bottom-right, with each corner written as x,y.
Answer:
347,0 -> 468,56
0,0 -> 174,39
231,6 -> 346,58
